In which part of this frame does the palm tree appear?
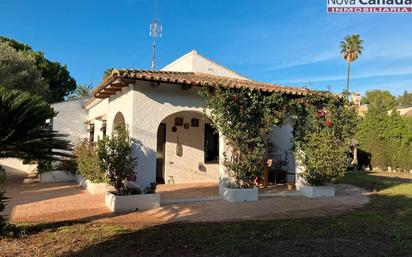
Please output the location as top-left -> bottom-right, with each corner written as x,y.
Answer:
0,87 -> 71,161
67,84 -> 93,100
340,34 -> 364,97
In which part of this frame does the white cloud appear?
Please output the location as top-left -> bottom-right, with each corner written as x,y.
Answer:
277,66 -> 412,84
268,50 -> 338,70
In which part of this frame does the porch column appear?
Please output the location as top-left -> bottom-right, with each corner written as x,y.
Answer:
218,132 -> 228,195
294,151 -> 305,190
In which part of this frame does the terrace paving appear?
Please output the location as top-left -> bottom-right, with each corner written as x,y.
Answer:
0,167 -> 369,225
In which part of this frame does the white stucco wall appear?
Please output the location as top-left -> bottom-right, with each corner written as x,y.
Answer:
129,81 -> 210,188
162,50 -> 248,80
51,98 -> 89,143
106,86 -> 134,136
87,98 -> 109,141
267,124 -> 296,183
0,158 -> 37,173
162,111 -> 219,184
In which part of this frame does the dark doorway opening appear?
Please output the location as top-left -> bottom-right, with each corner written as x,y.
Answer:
156,123 -> 166,184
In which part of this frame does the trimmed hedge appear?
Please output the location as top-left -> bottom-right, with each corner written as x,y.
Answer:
357,90 -> 412,171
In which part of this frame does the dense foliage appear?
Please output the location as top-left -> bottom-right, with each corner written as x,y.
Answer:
97,126 -> 136,195
357,90 -> 412,171
73,140 -> 105,183
0,87 -> 71,161
200,87 -> 288,188
292,95 -> 358,185
397,90 -> 412,108
201,87 -> 357,187
0,36 -> 77,102
0,42 -> 49,97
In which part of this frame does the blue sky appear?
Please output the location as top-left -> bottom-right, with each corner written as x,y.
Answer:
1,0 -> 411,96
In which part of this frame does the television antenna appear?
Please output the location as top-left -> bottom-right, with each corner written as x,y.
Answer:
149,0 -> 162,70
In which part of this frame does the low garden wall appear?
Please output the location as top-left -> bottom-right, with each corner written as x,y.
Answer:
39,170 -> 76,183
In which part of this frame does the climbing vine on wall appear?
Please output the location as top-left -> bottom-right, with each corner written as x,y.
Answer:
200,87 -> 358,188
200,87 -> 289,188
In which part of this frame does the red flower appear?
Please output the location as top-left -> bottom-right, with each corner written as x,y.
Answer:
317,111 -> 325,119
323,120 -> 334,127
232,95 -> 239,103
240,106 -> 245,113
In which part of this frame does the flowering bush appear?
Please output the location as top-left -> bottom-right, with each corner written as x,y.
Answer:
293,95 -> 358,186
201,86 -> 357,188
200,87 -> 288,188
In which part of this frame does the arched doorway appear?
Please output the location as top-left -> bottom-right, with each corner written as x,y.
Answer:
112,112 -> 126,131
156,111 -> 219,184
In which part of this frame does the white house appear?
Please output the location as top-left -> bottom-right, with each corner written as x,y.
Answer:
80,50 -> 310,192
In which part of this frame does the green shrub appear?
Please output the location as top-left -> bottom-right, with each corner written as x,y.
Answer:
357,90 -> 412,171
73,140 -> 105,183
143,183 -> 157,194
97,126 -> 136,195
298,130 -> 348,186
293,95 -> 358,186
36,160 -> 53,174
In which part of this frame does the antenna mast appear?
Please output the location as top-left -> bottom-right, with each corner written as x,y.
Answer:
150,0 -> 162,70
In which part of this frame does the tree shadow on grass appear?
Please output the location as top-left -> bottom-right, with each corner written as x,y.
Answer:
61,173 -> 412,257
343,171 -> 412,191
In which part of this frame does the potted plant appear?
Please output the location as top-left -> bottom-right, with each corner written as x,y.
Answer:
37,160 -> 76,183
293,95 -> 357,198
73,140 -> 107,194
97,126 -> 159,212
296,131 -> 347,197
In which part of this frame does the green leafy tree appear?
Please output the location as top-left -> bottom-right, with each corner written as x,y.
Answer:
340,34 -> 364,96
398,90 -> 412,108
0,86 -> 71,161
96,126 -> 136,195
356,90 -> 412,170
0,42 -> 49,97
0,36 -> 76,103
362,90 -> 397,114
0,87 -> 71,234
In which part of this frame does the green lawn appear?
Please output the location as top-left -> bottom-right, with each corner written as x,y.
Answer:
1,172 -> 412,257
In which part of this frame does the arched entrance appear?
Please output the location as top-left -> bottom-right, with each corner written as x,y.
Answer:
112,112 -> 126,131
156,111 -> 220,184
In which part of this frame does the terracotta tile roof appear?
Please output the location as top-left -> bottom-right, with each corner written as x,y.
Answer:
91,69 -> 322,101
